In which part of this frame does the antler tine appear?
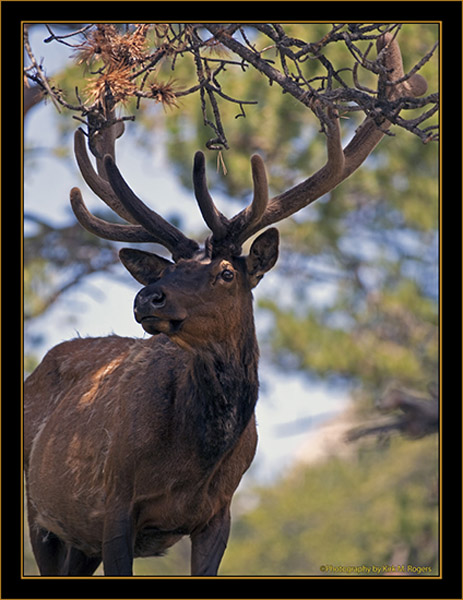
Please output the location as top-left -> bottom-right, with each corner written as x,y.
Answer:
376,32 -> 428,101
74,129 -> 139,225
194,152 -> 271,256
70,187 -> 162,243
73,123 -> 199,260
93,119 -> 125,181
233,154 -> 270,246
103,155 -> 199,261
193,151 -> 229,240
233,31 -> 430,241
341,31 -> 428,179
228,107 -> 344,242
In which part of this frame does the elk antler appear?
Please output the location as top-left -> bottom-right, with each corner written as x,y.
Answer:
192,151 -> 229,240
196,31 -> 430,251
103,155 -> 199,260
71,127 -> 200,261
192,150 -> 270,256
73,128 -> 138,225
70,187 -> 159,243
71,32 -> 429,262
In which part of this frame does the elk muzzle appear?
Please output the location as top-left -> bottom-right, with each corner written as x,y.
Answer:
134,284 -> 187,336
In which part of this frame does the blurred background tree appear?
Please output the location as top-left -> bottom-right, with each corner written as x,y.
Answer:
23,23 -> 439,576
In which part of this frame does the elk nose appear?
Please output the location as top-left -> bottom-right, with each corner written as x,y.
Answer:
148,290 -> 166,307
134,287 -> 166,320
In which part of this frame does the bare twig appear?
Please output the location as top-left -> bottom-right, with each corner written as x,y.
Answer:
24,23 -> 439,145
43,24 -> 93,46
346,384 -> 439,441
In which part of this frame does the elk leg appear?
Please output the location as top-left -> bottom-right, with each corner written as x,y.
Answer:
29,525 -> 67,576
102,514 -> 134,576
26,496 -> 67,575
190,505 -> 231,576
28,515 -> 100,575
61,546 -> 101,576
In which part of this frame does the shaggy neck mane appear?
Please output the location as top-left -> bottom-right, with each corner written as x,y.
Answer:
186,320 -> 259,466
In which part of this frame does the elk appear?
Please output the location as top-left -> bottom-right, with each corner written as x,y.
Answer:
24,33 -> 427,576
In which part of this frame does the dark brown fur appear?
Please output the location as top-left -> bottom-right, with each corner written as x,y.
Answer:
24,236 -> 277,576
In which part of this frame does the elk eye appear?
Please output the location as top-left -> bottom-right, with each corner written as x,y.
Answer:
221,269 -> 234,282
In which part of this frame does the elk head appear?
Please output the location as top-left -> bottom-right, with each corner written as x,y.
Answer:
118,226 -> 278,348
70,136 -> 280,349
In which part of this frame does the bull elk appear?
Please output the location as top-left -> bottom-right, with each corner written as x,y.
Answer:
24,33 -> 427,576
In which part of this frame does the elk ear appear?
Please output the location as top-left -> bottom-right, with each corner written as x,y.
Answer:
246,228 -> 279,288
119,248 -> 173,285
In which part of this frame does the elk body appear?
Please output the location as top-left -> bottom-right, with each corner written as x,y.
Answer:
24,34 -> 427,576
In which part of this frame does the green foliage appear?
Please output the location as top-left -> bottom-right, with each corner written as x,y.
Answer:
221,435 -> 439,576
24,257 -> 51,320
261,276 -> 437,390
254,99 -> 438,398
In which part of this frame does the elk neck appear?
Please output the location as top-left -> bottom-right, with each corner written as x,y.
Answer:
148,308 -> 260,468
191,326 -> 259,465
